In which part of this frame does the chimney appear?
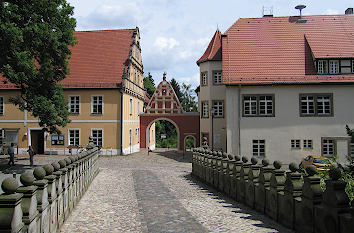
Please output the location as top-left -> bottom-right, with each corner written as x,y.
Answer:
345,8 -> 353,15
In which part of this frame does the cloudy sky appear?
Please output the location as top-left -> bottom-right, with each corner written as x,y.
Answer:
66,0 -> 353,89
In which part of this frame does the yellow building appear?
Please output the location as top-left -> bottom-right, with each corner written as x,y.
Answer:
0,28 -> 155,155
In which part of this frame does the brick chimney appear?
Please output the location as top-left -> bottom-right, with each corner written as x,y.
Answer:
345,8 -> 353,14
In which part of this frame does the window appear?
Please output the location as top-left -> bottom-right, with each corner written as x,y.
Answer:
0,96 -> 3,115
201,101 -> 209,118
201,72 -> 208,86
213,71 -> 222,85
350,143 -> 354,157
91,95 -> 103,114
212,100 -> 224,118
329,60 -> 339,74
253,140 -> 265,157
129,129 -> 132,145
91,129 -> 103,147
0,130 -> 3,145
322,139 -> 334,157
303,140 -> 313,149
317,60 -> 328,74
300,94 -> 332,117
68,129 -> 80,146
69,96 -> 80,114
291,139 -> 301,149
130,99 -> 133,116
243,95 -> 274,117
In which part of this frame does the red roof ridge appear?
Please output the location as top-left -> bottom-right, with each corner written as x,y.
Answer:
197,29 -> 222,65
75,28 -> 136,33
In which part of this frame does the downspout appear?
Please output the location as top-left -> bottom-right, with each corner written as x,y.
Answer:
238,84 -> 241,156
120,88 -> 124,155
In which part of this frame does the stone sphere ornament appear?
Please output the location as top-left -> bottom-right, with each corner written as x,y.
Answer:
64,157 -> 72,165
306,165 -> 318,176
242,156 -> 249,163
329,167 -> 341,181
43,164 -> 54,175
251,157 -> 258,165
234,155 -> 241,161
33,167 -> 46,180
228,154 -> 235,160
222,152 -> 227,159
20,172 -> 35,186
1,177 -> 19,194
273,160 -> 282,169
262,159 -> 270,167
289,162 -> 299,172
58,160 -> 67,168
51,162 -> 60,171
217,151 -> 222,157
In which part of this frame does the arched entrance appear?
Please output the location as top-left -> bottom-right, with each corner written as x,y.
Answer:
184,135 -> 196,151
146,117 -> 180,150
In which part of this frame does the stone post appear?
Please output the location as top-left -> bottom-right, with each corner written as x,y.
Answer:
225,154 -> 235,197
0,178 -> 24,233
295,165 -> 323,233
340,200 -> 354,233
314,168 -> 350,233
17,172 -> 38,233
43,164 -> 58,233
245,157 -> 261,208
237,157 -> 251,203
192,148 -> 197,175
219,152 -> 228,193
212,151 -> 220,189
266,161 -> 285,221
64,157 -> 74,217
201,149 -> 207,182
210,150 -> 217,186
205,150 -> 212,185
194,148 -> 200,178
255,159 -> 274,213
216,151 -> 223,191
33,167 -> 50,233
231,155 -> 242,200
58,159 -> 68,226
278,163 -> 303,229
52,161 -> 63,231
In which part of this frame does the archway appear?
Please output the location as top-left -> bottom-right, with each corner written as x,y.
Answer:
184,135 -> 196,152
146,117 -> 180,150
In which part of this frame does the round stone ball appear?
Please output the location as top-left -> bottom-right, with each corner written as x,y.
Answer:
262,159 -> 270,167
217,151 -> 223,157
64,157 -> 72,165
273,161 -> 282,169
306,165 -> 318,176
329,167 -> 341,181
213,151 -> 218,156
251,157 -> 258,165
58,160 -> 66,168
200,149 -> 205,154
69,156 -> 75,163
1,177 -> 19,194
228,154 -> 234,160
33,167 -> 46,180
43,164 -> 54,175
51,162 -> 60,171
242,156 -> 248,163
289,163 -> 299,172
222,152 -> 227,159
20,172 -> 35,186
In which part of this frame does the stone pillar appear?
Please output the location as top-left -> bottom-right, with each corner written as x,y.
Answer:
266,161 -> 285,221
64,157 -> 73,219
278,163 -> 303,229
33,167 -> 50,233
225,154 -> 235,197
58,159 -> 68,227
52,161 -> 63,231
209,150 -> 216,186
215,151 -> 223,191
212,151 -> 220,189
205,150 -> 212,185
232,155 -> 242,200
255,159 -> 273,213
201,149 -> 207,182
237,157 -> 251,203
0,177 -> 24,233
17,172 -> 38,233
192,148 -> 197,175
314,168 -> 350,233
295,165 -> 323,233
43,164 -> 58,233
245,157 -> 261,208
219,152 -> 228,193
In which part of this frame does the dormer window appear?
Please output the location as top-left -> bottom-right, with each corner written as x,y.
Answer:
317,60 -> 328,74
329,60 -> 339,74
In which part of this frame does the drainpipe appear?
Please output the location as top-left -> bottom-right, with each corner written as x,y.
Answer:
238,84 -> 241,156
120,89 -> 124,155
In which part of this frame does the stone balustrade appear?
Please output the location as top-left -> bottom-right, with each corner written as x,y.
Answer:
192,148 -> 354,233
0,147 -> 100,233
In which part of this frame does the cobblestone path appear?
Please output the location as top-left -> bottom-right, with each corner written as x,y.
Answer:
60,149 -> 293,233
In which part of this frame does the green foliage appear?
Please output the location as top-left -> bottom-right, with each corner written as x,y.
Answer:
170,78 -> 197,112
185,137 -> 195,149
170,78 -> 182,100
0,0 -> 76,134
155,120 -> 177,148
143,72 -> 156,98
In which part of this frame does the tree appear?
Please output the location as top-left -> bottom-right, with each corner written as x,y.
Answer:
143,72 -> 156,98
170,78 -> 182,101
180,83 -> 198,112
0,0 -> 76,134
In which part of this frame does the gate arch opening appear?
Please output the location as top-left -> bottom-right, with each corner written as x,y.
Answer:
184,135 -> 196,151
146,117 -> 180,150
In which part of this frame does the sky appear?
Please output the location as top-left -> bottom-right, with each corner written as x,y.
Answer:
66,0 -> 354,89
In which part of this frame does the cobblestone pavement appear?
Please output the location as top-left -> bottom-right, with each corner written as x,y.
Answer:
60,149 -> 293,233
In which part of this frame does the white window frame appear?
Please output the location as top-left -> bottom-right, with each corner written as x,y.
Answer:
243,95 -> 274,117
317,96 -> 331,115
0,96 -> 4,115
329,60 -> 339,74
244,96 -> 257,116
68,95 -> 80,114
201,72 -> 208,86
291,139 -> 301,149
317,60 -> 328,74
213,71 -> 222,85
212,100 -> 224,118
130,98 -> 133,116
253,140 -> 265,157
68,128 -> 80,146
201,101 -> 209,118
259,96 -> 273,116
322,139 -> 335,157
91,95 -> 104,114
300,96 -> 315,115
300,94 -> 332,117
303,140 -> 313,149
91,129 -> 103,147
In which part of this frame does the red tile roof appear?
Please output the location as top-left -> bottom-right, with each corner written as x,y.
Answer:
222,15 -> 354,85
197,30 -> 222,65
1,29 -> 135,89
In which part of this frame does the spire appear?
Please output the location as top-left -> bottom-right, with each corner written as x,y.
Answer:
163,72 -> 167,81
196,29 -> 222,65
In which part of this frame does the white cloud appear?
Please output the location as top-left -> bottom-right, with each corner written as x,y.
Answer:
323,9 -> 340,15
153,37 -> 180,52
178,73 -> 200,87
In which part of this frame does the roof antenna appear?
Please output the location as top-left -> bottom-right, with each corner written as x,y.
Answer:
295,4 -> 306,20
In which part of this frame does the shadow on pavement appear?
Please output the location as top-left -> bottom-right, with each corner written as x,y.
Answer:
153,149 -> 192,163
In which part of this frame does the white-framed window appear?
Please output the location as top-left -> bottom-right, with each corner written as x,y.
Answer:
322,139 -> 334,157
303,140 -> 313,149
68,95 -> 80,114
212,100 -> 224,118
213,71 -> 222,85
300,94 -> 332,116
243,95 -> 274,117
68,129 -> 80,146
201,101 -> 209,118
0,96 -> 4,115
201,72 -> 208,86
130,98 -> 133,116
291,139 -> 301,149
317,60 -> 328,74
91,95 -> 103,114
91,129 -> 103,147
329,60 -> 339,74
253,140 -> 265,157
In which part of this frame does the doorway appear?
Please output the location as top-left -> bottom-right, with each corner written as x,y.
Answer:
30,130 -> 44,154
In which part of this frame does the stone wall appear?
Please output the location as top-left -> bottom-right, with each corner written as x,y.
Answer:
0,147 -> 100,233
192,148 -> 354,233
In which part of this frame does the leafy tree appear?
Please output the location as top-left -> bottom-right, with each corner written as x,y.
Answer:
155,120 -> 177,148
143,72 -> 156,98
0,0 -> 76,134
170,78 -> 182,101
180,83 -> 198,112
